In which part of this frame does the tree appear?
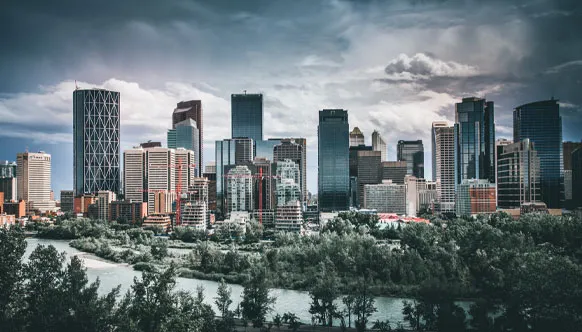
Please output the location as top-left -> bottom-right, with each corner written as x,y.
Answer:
342,295 -> 355,328
0,228 -> 26,330
215,279 -> 233,318
353,281 -> 377,332
309,262 -> 340,326
283,312 -> 302,331
150,238 -> 168,260
240,267 -> 276,327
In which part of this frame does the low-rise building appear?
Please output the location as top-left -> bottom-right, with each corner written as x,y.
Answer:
143,214 -> 171,231
0,214 -> 16,227
456,179 -> 497,216
3,200 -> 26,218
363,180 -> 406,215
275,201 -> 303,233
110,201 -> 147,224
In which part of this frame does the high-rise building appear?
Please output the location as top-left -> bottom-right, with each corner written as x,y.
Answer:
563,142 -> 582,208
497,139 -> 540,209
371,130 -> 387,161
123,148 -> 146,204
355,150 -> 382,208
273,138 -> 307,206
349,127 -> 365,147
405,175 -> 419,217
203,162 -> 217,212
173,100 -> 203,175
232,93 -> 263,141
17,152 -> 54,213
181,177 -> 208,230
513,99 -> 563,208
256,139 -> 282,161
397,140 -> 424,178
167,119 -> 200,176
381,161 -> 407,184
253,157 -> 275,212
275,201 -> 302,233
495,139 -> 513,186
454,97 -> 495,185
0,178 -> 17,202
175,148 -> 196,194
60,190 -> 74,213
0,160 -> 16,178
363,180 -> 406,214
276,159 -> 301,207
96,191 -> 116,221
73,89 -> 120,195
226,165 -> 253,215
572,148 -> 582,208
318,109 -> 349,212
431,122 -> 455,212
109,200 -> 147,223
145,148 -> 176,215
456,179 -> 496,216
215,138 -> 255,218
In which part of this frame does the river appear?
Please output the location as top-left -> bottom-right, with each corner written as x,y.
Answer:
25,238 -> 414,327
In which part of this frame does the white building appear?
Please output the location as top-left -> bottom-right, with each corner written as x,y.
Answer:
275,200 -> 303,233
372,130 -> 387,161
181,177 -> 208,230
431,121 -> 455,212
123,148 -> 145,203
16,151 -> 55,214
363,180 -> 406,215
226,165 -> 253,215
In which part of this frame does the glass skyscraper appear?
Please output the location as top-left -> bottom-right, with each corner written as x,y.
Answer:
73,89 -> 120,195
215,138 -> 254,218
318,109 -> 349,212
167,118 -> 200,176
231,93 -> 263,141
172,100 -> 203,176
513,99 -> 563,208
454,97 -> 495,185
397,140 -> 424,178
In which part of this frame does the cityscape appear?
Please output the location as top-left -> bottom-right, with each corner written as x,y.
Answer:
1,0 -> 582,331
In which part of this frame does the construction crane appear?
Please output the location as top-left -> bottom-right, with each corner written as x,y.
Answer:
145,157 -> 196,227
223,169 -> 281,225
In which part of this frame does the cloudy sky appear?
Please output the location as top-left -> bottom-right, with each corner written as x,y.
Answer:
1,0 -> 581,196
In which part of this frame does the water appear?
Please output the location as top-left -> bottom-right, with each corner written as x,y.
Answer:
25,238 -> 411,327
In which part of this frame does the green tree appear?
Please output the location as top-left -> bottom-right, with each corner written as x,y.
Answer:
309,262 -> 340,327
240,268 -> 276,327
342,295 -> 355,328
353,281 -> 377,332
150,238 -> 168,260
215,279 -> 233,318
0,228 -> 26,330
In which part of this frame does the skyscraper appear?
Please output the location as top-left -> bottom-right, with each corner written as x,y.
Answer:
563,141 -> 582,207
145,147 -> 176,215
123,148 -> 146,204
497,139 -> 540,209
275,159 -> 301,207
381,161 -> 407,185
513,99 -> 563,208
168,118 -> 201,176
572,148 -> 582,208
73,89 -> 120,195
17,151 -> 54,213
173,100 -> 203,175
432,122 -> 455,212
232,93 -> 263,141
318,109 -> 349,212
0,160 -> 16,178
397,140 -> 424,178
349,127 -> 365,147
226,165 -> 254,214
372,130 -> 387,161
273,138 -> 307,206
454,97 -> 495,185
355,150 -> 382,208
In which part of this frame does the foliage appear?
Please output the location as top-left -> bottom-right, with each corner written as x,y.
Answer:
240,267 -> 276,327
308,262 -> 340,326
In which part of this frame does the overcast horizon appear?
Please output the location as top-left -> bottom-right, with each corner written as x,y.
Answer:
1,0 -> 581,197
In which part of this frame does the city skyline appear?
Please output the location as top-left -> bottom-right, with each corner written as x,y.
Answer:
1,0 -> 582,197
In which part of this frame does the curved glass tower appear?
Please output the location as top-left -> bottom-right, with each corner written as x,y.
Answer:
73,89 -> 120,195
318,109 -> 349,212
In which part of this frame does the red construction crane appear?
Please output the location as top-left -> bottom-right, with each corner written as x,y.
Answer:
223,169 -> 281,224
146,157 -> 196,227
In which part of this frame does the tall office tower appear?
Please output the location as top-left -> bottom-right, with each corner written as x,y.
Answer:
123,148 -> 145,204
145,148 -> 176,215
432,122 -> 455,212
73,89 -> 120,195
96,191 -> 116,221
454,97 -> 495,185
514,99 -> 562,208
215,138 -> 255,218
348,145 -> 371,207
253,157 -> 275,211
274,139 -> 307,206
175,148 -> 196,194
0,160 -> 17,178
203,162 -> 217,211
404,175 -> 419,216
363,180 -> 406,214
572,148 -> 582,208
181,177 -> 208,230
226,165 -> 253,215
456,179 -> 496,216
355,150 -> 382,208
232,93 -> 263,141
349,127 -> 365,147
372,130 -> 387,161
563,142 -> 582,207
173,100 -> 203,176
397,140 -> 425,178
16,152 -> 54,213
0,178 -> 17,202
318,109 -> 349,212
276,159 -> 300,207
381,161 -> 407,184
497,139 -> 540,209
168,119 -> 200,176
60,190 -> 74,213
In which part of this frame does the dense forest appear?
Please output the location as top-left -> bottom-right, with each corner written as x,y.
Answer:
19,211 -> 582,331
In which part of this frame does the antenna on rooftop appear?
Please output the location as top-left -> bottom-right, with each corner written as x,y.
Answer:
75,80 -> 79,90
244,90 -> 247,94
